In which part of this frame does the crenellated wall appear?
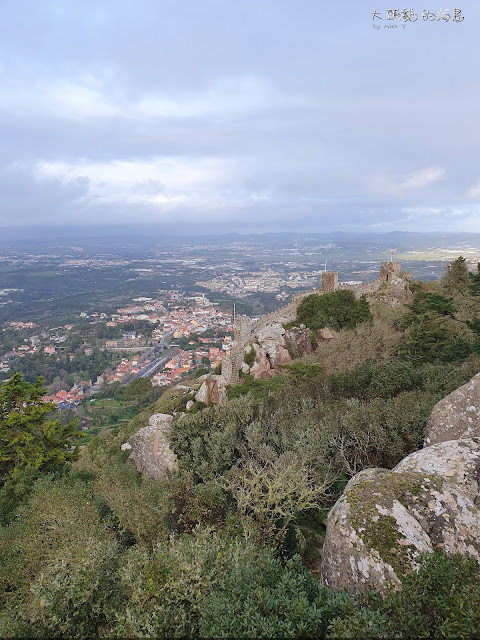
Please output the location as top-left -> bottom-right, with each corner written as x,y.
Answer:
222,261 -> 411,384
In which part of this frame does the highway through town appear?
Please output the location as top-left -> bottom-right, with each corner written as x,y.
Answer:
121,333 -> 177,385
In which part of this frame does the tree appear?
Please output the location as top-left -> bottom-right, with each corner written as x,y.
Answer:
403,291 -> 457,323
224,452 -> 335,549
468,262 -> 480,296
398,312 -> 452,363
0,373 -> 79,484
122,377 -> 153,402
296,290 -> 372,332
442,256 -> 470,295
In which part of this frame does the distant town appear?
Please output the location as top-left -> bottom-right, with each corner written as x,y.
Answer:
2,292 -> 233,409
2,231 -> 480,417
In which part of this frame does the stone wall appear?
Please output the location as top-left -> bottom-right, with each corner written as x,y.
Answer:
322,271 -> 338,292
222,261 -> 412,384
380,260 -> 402,283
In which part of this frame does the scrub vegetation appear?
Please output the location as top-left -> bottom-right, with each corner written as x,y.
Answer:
1,257 -> 480,638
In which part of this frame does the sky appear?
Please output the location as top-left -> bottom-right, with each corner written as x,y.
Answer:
0,0 -> 479,234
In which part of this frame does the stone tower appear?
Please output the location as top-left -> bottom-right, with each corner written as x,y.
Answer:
322,271 -> 339,293
380,261 -> 402,283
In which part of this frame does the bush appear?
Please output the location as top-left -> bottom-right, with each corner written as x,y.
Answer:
170,475 -> 230,533
223,452 -> 335,550
200,552 -> 361,639
243,345 -> 256,367
94,462 -> 173,546
106,528 -> 272,638
0,472 -> 120,637
329,551 -> 480,638
296,290 -> 372,331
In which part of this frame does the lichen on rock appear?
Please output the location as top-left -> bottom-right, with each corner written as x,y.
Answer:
424,372 -> 480,446
321,439 -> 480,593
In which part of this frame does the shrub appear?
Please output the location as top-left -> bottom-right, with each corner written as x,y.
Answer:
243,345 -> 256,367
0,472 -> 120,637
223,452 -> 335,550
296,290 -> 372,332
106,528 -> 270,638
329,551 -> 480,638
200,552 -> 360,639
94,462 -> 173,546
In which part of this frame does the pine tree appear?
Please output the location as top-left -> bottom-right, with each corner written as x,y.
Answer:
442,256 -> 470,295
469,262 -> 480,296
0,373 -> 79,483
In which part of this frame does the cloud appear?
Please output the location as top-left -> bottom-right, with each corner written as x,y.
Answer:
35,156 -> 237,205
0,162 -> 90,223
465,181 -> 480,200
368,167 -> 446,199
0,1 -> 479,233
0,75 -> 280,122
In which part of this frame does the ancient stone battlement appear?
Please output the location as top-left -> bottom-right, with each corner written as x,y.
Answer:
222,261 -> 411,385
322,271 -> 338,293
380,260 -> 402,283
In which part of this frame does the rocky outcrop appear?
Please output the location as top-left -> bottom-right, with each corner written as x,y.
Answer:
253,322 -> 293,368
273,345 -> 293,366
249,346 -> 275,380
256,323 -> 285,361
194,375 -> 228,406
123,413 -> 177,479
317,327 -> 334,342
425,373 -> 480,446
321,438 -> 480,594
284,326 -> 314,359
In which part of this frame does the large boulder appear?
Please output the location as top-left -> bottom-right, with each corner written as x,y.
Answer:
394,438 -> 480,502
123,413 -> 176,479
249,346 -> 274,380
321,439 -> 480,594
284,326 -> 314,359
272,345 -> 293,367
424,373 -> 480,446
194,375 -> 228,406
255,323 -> 286,363
317,327 -> 334,342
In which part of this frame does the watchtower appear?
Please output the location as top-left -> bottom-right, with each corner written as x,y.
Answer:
322,271 -> 338,293
380,261 -> 401,283
233,316 -> 253,344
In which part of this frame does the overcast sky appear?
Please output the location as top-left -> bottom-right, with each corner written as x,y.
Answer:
0,1 -> 479,234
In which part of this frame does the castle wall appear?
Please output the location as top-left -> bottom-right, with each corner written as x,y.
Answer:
222,261 -> 411,384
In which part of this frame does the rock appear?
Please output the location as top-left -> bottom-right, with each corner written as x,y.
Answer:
120,442 -> 132,451
273,345 -> 293,367
317,327 -> 334,342
124,413 -> 176,479
255,323 -> 285,362
321,439 -> 480,594
249,346 -> 272,381
194,375 -> 228,406
394,438 -> 480,502
284,327 -> 313,359
240,362 -> 251,375
174,384 -> 190,392
186,400 -> 194,410
425,373 -> 480,446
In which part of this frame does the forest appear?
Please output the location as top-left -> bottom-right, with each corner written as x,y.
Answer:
1,257 -> 480,638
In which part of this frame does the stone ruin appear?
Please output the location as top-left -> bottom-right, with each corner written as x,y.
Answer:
322,270 -> 338,293
221,261 -> 412,385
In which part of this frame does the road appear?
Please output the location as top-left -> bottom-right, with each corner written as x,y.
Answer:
121,345 -> 180,386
